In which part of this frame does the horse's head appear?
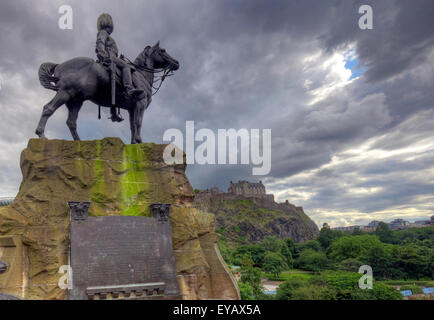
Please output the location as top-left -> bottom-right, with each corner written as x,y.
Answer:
136,41 -> 179,71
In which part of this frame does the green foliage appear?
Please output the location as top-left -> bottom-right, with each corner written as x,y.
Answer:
262,236 -> 282,252
261,236 -> 294,268
390,245 -> 433,279
351,228 -> 365,236
236,235 -> 247,245
235,199 -> 254,206
240,260 -> 263,296
393,226 -> 434,246
218,239 -> 234,265
383,280 -> 434,286
297,240 -> 322,252
194,189 -> 201,194
280,244 -> 294,269
318,224 -> 344,249
351,282 -> 402,300
263,252 -> 288,277
263,271 -> 312,282
312,271 -> 402,300
238,282 -> 254,300
216,227 -> 226,234
234,244 -> 266,267
285,238 -> 300,259
276,278 -> 309,300
375,222 -> 394,243
329,235 -> 383,261
217,224 -> 432,301
296,249 -> 332,272
339,258 -> 364,272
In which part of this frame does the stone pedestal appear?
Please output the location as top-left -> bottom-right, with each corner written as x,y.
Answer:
0,138 -> 239,300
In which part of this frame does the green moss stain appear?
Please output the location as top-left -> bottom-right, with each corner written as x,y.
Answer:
90,140 -> 109,212
120,144 -> 150,216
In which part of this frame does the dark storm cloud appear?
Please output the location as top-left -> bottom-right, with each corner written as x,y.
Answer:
322,0 -> 434,82
0,0 -> 433,225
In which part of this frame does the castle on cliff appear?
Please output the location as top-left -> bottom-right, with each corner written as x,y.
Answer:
196,180 -> 275,202
228,180 -> 266,196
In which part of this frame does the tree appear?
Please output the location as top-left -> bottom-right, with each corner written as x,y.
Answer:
263,252 -> 288,278
285,238 -> 300,259
329,235 -> 383,261
240,260 -> 263,296
238,282 -> 254,300
275,278 -> 308,300
339,258 -> 364,272
298,240 -> 322,252
296,249 -> 331,272
364,244 -> 391,279
280,244 -> 294,269
262,236 -> 282,252
317,223 -> 343,249
375,222 -> 394,243
234,244 -> 265,267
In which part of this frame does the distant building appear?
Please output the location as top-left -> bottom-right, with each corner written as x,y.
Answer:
332,225 -> 360,232
195,180 -> 275,204
0,197 -> 14,207
388,219 -> 410,230
228,180 -> 266,197
332,216 -> 433,232
199,186 -> 222,195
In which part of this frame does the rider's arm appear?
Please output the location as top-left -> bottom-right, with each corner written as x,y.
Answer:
95,30 -> 110,61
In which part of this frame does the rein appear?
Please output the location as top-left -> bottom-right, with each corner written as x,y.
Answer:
123,55 -> 174,96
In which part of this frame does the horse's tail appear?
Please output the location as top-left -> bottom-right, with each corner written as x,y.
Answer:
38,62 -> 59,91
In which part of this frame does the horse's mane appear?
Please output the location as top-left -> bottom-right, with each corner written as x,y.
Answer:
134,46 -> 152,67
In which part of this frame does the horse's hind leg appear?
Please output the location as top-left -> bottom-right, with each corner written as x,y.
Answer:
35,90 -> 70,139
66,100 -> 83,141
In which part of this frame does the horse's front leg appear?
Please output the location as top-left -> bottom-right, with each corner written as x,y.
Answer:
129,108 -> 136,144
133,101 -> 145,144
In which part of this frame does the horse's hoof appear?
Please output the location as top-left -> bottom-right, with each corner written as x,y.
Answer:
36,132 -> 47,140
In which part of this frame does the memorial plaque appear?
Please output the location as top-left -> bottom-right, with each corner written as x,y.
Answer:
69,204 -> 181,300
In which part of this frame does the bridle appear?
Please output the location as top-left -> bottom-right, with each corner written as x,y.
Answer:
123,47 -> 175,96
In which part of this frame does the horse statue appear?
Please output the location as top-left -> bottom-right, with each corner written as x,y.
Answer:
36,41 -> 179,144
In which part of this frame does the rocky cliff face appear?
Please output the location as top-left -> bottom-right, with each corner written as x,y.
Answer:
195,195 -> 319,244
0,138 -> 239,300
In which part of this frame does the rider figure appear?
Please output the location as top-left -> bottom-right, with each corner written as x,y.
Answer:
96,13 -> 143,122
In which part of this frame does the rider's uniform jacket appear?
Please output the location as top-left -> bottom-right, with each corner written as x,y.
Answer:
96,29 -> 119,61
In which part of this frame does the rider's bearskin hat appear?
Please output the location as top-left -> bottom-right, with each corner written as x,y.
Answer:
97,13 -> 113,33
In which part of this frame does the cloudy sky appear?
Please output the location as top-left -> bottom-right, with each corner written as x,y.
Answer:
0,0 -> 433,227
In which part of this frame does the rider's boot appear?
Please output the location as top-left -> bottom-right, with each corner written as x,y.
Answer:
123,67 -> 144,97
110,107 -> 123,122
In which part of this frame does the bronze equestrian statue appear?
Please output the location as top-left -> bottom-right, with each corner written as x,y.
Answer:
35,13 -> 179,144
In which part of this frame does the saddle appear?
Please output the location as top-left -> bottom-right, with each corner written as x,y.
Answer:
97,58 -> 146,101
